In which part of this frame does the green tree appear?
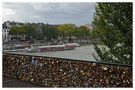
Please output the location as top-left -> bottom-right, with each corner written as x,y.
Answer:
9,23 -> 44,41
9,26 -> 18,37
57,24 -> 76,43
9,26 -> 21,41
93,3 -> 132,65
23,24 -> 37,41
42,24 -> 59,44
79,26 -> 91,39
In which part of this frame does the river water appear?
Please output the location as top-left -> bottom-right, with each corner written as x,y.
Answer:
8,45 -> 98,62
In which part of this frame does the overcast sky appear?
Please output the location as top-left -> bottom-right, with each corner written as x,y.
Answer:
3,2 -> 96,26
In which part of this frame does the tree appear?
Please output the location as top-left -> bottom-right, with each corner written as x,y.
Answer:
9,24 -> 42,41
9,26 -> 22,41
79,26 -> 91,39
93,3 -> 132,65
42,24 -> 59,44
57,24 -> 76,43
23,24 -> 38,41
9,26 -> 18,37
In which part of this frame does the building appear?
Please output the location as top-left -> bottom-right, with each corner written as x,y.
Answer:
2,21 -> 11,42
84,24 -> 93,30
2,21 -> 60,43
2,21 -> 23,42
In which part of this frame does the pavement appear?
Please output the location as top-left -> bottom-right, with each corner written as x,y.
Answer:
3,77 -> 41,88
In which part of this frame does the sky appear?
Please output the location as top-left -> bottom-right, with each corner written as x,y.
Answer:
3,2 -> 96,26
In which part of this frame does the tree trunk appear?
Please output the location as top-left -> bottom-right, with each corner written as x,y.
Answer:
62,36 -> 65,44
69,37 -> 71,43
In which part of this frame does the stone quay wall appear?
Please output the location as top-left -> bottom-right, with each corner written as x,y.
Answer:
3,53 -> 132,87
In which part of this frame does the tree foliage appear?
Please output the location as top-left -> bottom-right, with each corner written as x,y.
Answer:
9,24 -> 40,41
42,24 -> 59,44
57,24 -> 76,42
78,26 -> 91,39
93,3 -> 132,65
9,26 -> 20,36
9,23 -> 92,44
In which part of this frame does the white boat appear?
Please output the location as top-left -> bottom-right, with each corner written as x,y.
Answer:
37,45 -> 65,52
9,43 -> 81,52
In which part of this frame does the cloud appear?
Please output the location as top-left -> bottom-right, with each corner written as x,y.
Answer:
3,2 -> 96,26
29,15 -> 41,19
3,8 -> 16,15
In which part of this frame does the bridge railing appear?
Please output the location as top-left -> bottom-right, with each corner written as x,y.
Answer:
3,53 -> 132,87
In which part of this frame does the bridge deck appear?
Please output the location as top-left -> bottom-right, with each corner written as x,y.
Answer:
3,76 -> 41,87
